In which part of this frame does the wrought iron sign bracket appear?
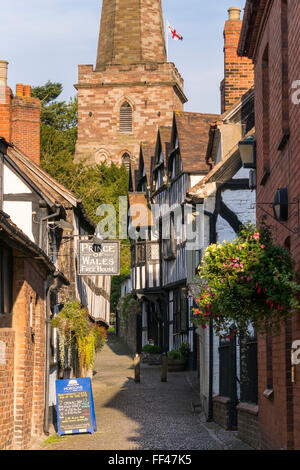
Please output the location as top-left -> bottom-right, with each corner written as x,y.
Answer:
256,197 -> 300,234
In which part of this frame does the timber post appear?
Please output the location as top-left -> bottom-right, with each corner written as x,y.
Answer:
161,353 -> 167,382
134,353 -> 140,383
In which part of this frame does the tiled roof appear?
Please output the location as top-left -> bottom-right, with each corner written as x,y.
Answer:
188,128 -> 255,199
0,209 -> 69,284
140,141 -> 155,182
128,192 -> 153,227
173,112 -> 220,173
157,126 -> 171,164
5,144 -> 95,231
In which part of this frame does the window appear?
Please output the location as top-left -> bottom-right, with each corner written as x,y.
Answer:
122,153 -> 131,170
0,243 -> 13,314
120,102 -> 133,134
171,150 -> 182,178
173,288 -> 188,334
163,212 -> 176,260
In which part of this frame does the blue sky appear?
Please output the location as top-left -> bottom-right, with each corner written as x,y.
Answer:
1,0 -> 246,114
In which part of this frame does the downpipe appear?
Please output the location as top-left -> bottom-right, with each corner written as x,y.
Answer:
44,273 -> 60,435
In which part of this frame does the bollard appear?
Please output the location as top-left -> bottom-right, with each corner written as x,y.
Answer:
161,353 -> 167,382
134,353 -> 140,383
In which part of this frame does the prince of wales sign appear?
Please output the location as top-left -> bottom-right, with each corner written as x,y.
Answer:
78,241 -> 120,276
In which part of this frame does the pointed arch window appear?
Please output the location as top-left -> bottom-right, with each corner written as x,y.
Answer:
122,153 -> 131,170
120,102 -> 133,134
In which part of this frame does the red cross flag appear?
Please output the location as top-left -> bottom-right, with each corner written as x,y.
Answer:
167,21 -> 183,41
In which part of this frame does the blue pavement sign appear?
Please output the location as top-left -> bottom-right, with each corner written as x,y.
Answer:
55,377 -> 97,436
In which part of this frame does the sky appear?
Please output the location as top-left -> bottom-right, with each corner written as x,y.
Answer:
0,0 -> 246,114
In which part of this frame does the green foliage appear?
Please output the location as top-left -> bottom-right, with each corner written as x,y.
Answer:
142,344 -> 161,354
190,224 -> 300,337
51,299 -> 107,376
117,293 -> 141,327
179,341 -> 190,359
110,269 -> 131,313
167,350 -> 183,361
32,81 -> 130,273
167,343 -> 189,361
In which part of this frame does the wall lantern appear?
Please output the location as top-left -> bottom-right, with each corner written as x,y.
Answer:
273,188 -> 289,222
238,136 -> 256,168
257,188 -> 299,233
49,219 -> 74,233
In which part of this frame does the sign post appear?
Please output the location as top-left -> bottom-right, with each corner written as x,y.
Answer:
55,378 -> 97,436
78,240 -> 120,276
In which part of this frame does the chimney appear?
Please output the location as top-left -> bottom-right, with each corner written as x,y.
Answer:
0,60 -> 12,141
221,7 -> 254,113
11,83 -> 41,165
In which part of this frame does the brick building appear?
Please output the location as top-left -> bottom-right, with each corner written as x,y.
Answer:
0,62 -> 111,448
74,0 -> 187,167
238,0 -> 300,450
0,203 -> 68,450
0,61 -> 40,165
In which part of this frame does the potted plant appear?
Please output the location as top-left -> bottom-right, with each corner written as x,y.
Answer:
167,342 -> 190,372
141,344 -> 162,365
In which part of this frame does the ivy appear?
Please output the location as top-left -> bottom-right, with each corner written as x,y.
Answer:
117,294 -> 141,327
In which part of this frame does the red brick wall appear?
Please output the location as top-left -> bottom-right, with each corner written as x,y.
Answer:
11,253 -> 47,449
222,8 -> 254,113
0,80 -> 41,164
10,85 -> 41,165
252,0 -> 300,450
0,87 -> 12,142
0,329 -> 15,450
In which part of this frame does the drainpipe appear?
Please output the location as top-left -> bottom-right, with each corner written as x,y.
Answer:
44,272 -> 60,435
39,205 -> 61,252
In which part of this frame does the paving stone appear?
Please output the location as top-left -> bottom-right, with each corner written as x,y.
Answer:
37,335 -> 252,451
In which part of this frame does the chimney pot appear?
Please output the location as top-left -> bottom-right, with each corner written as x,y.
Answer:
228,7 -> 241,20
0,61 -> 8,103
24,85 -> 31,98
16,83 -> 24,97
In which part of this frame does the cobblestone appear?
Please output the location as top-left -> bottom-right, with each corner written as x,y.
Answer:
38,335 -> 252,451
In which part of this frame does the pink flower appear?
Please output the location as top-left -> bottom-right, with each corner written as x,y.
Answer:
257,287 -> 261,294
253,232 -> 260,240
202,325 -> 207,329
238,246 -> 242,251
261,244 -> 265,249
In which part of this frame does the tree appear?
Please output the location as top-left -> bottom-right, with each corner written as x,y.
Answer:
32,81 -> 131,275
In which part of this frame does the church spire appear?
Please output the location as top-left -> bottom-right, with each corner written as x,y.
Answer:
96,0 -> 167,68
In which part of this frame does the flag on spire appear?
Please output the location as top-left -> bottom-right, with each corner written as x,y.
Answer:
167,21 -> 183,41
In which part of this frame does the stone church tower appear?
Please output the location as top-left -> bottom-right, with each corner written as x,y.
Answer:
74,0 -> 187,166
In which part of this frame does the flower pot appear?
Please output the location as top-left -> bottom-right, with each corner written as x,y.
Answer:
148,353 -> 162,365
168,359 -> 186,372
141,352 -> 150,363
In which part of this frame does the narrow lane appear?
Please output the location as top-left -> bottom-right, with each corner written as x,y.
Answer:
42,335 -> 252,450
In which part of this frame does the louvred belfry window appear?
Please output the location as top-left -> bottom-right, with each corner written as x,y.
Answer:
120,102 -> 133,134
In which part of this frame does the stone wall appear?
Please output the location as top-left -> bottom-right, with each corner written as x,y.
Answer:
75,62 -> 185,166
117,312 -> 137,353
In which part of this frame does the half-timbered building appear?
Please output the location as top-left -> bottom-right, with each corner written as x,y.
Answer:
187,88 -> 257,445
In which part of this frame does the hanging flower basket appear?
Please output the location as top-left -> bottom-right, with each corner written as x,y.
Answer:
190,224 -> 300,338
51,299 -> 107,377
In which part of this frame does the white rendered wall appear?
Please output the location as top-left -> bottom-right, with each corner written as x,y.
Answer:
3,200 -> 34,241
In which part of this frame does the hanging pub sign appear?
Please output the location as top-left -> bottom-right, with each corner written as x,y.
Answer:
78,240 -> 120,276
55,378 -> 97,436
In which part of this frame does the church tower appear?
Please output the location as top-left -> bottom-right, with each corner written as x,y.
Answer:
74,0 -> 187,166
